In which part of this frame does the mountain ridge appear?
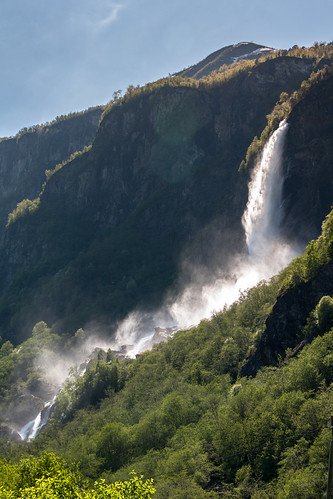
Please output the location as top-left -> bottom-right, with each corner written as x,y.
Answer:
0,41 -> 332,498
175,41 -> 276,79
0,51 -> 328,342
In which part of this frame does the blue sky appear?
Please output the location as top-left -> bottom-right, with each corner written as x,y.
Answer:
0,0 -> 332,137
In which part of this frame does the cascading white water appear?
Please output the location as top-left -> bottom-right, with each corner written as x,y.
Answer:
18,396 -> 56,441
17,346 -> 117,441
242,119 -> 288,258
161,119 -> 299,328
12,120 -> 299,441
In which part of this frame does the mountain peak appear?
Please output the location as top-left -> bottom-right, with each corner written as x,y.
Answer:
175,41 -> 276,79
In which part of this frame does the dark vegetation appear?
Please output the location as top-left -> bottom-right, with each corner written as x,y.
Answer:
0,43 -> 332,344
0,210 -> 333,496
0,42 -> 332,497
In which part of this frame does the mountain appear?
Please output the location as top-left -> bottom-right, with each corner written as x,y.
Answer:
0,41 -> 333,498
175,42 -> 276,79
0,44 -> 331,344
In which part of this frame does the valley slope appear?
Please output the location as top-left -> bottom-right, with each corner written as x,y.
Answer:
0,41 -> 333,498
0,46 -> 331,343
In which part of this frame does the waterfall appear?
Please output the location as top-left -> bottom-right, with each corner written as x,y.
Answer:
242,120 -> 288,259
13,121 -> 299,439
97,119 -> 301,354
165,119 -> 299,328
18,396 -> 56,441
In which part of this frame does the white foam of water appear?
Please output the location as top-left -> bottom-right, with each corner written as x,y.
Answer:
165,120 -> 299,328
18,396 -> 57,441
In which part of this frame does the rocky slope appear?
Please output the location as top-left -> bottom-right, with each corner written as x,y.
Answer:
175,42 -> 275,79
241,257 -> 333,376
0,52 -> 331,344
0,108 -> 103,237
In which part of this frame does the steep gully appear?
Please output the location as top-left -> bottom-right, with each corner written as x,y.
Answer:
17,120 -> 298,440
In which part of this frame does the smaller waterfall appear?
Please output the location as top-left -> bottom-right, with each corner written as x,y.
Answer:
18,396 -> 56,441
242,119 -> 288,259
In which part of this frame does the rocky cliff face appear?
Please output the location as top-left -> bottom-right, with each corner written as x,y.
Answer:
282,74 -> 333,244
241,258 -> 333,377
0,55 -> 330,342
41,57 -> 316,235
0,108 -> 103,235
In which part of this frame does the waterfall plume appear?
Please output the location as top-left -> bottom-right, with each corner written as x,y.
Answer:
12,120 -> 301,440
242,119 -> 289,259
162,119 -> 300,328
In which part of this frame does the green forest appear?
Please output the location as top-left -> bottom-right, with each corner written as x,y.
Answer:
0,209 -> 332,497
0,41 -> 332,497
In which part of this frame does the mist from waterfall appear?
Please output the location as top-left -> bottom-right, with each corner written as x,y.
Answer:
159,120 -> 299,329
11,120 -> 301,441
242,119 -> 288,258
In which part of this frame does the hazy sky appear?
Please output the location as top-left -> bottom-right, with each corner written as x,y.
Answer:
0,0 -> 332,137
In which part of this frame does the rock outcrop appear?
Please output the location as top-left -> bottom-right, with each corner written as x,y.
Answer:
241,259 -> 333,377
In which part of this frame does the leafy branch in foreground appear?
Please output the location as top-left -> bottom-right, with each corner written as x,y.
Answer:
0,452 -> 155,498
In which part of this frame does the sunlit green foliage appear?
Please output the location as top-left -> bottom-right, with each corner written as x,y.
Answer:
6,198 -> 40,227
279,209 -> 333,291
0,453 -> 155,498
286,41 -> 333,61
54,359 -> 120,422
316,296 -> 333,332
240,65 -> 333,170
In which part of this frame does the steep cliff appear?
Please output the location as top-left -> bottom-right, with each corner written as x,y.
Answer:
241,255 -> 333,377
0,54 -> 330,343
0,107 -> 103,236
281,74 -> 333,244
